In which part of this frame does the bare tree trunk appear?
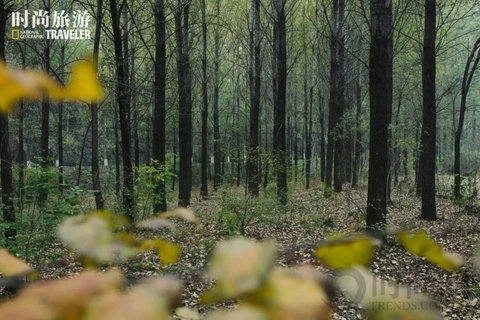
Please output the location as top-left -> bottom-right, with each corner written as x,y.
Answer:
110,0 -> 135,220
305,87 -> 313,189
0,0 -> 15,246
247,0 -> 261,196
212,0 -> 221,191
273,0 -> 287,204
17,42 -> 26,209
333,0 -> 346,192
366,0 -> 392,236
200,0 -> 209,198
454,37 -> 480,199
39,0 -> 51,205
153,0 -> 167,212
91,0 -> 105,209
352,31 -> 363,187
114,102 -> 121,198
175,0 -> 193,206
58,44 -> 65,195
420,0 -> 437,220
326,0 -> 338,188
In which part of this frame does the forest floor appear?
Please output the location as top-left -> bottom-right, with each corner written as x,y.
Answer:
5,180 -> 480,319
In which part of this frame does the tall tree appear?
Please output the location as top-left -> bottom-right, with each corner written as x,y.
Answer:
325,0 -> 339,189
247,0 -> 261,196
453,37 -> 480,199
175,0 -> 193,206
91,0 -> 105,209
39,0 -> 51,205
153,0 -> 167,212
366,0 -> 392,235
420,0 -> 436,220
333,0 -> 346,192
200,0 -> 209,198
272,0 -> 287,204
109,0 -> 135,220
0,0 -> 16,247
212,0 -> 221,191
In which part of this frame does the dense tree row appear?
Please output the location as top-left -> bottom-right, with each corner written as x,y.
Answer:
1,0 -> 480,242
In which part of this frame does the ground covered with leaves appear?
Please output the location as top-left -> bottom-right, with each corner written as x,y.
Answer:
2,182 -> 480,320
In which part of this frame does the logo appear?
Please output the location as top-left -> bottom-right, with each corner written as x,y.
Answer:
11,10 -> 91,40
323,267 -> 438,312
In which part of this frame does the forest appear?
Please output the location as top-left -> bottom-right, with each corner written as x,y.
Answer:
0,0 -> 480,319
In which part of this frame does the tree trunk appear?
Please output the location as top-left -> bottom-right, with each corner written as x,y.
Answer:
58,44 -> 65,195
420,0 -> 437,220
200,0 -> 208,198
110,0 -> 135,220
273,0 -> 287,204
213,0 -> 221,191
175,0 -> 193,206
326,0 -> 338,188
114,102 -> 121,198
39,0 -> 51,205
352,31 -> 363,187
305,87 -> 313,189
91,0 -> 104,210
0,0 -> 15,246
454,37 -> 480,199
246,0 -> 261,196
333,0 -> 346,192
153,0 -> 167,212
366,0 -> 392,236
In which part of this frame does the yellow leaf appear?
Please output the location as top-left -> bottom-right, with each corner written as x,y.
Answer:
142,239 -> 180,265
0,249 -> 36,278
63,58 -> 104,101
245,268 -> 331,320
315,235 -> 378,269
396,230 -> 463,272
201,237 -> 277,303
0,58 -> 103,114
0,63 -> 46,113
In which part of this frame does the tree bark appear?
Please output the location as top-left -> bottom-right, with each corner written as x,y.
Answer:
152,0 -> 167,212
333,0 -> 346,192
91,0 -> 105,210
453,37 -> 480,199
273,0 -> 287,204
175,0 -> 193,206
200,0 -> 208,198
212,0 -> 221,191
247,0 -> 261,196
39,0 -> 51,205
110,0 -> 135,220
0,0 -> 16,246
420,0 -> 437,220
366,0 -> 392,236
